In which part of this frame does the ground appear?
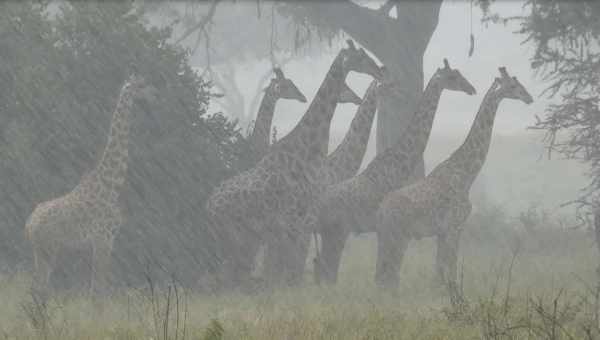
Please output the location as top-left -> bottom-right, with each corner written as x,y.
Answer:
0,219 -> 597,339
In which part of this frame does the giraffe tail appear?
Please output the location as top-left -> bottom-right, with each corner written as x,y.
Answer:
24,204 -> 41,242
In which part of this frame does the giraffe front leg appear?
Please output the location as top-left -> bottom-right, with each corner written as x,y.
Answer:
435,200 -> 470,306
91,240 -> 113,296
374,206 -> 412,293
32,245 -> 56,295
375,226 -> 409,293
263,218 -> 289,288
285,230 -> 311,287
317,222 -> 349,285
436,229 -> 463,305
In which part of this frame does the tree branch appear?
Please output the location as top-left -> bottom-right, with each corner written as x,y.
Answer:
378,0 -> 398,16
301,0 -> 442,67
174,0 -> 221,45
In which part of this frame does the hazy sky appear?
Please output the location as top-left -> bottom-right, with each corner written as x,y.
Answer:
205,1 -> 549,145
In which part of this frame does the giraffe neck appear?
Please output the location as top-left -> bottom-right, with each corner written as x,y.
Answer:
435,82 -> 502,189
325,80 -> 378,182
361,77 -> 444,186
248,86 -> 278,157
95,83 -> 134,193
276,54 -> 345,164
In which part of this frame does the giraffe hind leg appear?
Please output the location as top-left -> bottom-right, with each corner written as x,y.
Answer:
436,230 -> 464,306
375,212 -> 410,293
31,244 -> 57,298
90,240 -> 113,296
317,223 -> 348,285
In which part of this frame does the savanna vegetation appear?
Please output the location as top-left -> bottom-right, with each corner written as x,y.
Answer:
1,1 -> 599,339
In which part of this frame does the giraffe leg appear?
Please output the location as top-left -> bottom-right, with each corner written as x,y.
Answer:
436,229 -> 463,305
262,218 -> 287,288
238,235 -> 262,291
434,233 -> 447,287
263,227 -> 303,288
262,238 -> 279,288
435,200 -> 470,305
284,230 -> 311,286
317,223 -> 349,285
228,226 -> 262,291
90,240 -> 112,296
595,209 -> 600,278
375,216 -> 409,293
32,245 -> 55,294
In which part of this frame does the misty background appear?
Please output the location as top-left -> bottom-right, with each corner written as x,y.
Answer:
180,1 -> 586,215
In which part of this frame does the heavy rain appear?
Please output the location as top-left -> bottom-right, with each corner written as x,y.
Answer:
1,1 -> 599,339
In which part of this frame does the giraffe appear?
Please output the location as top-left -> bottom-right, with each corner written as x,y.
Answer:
325,77 -> 383,182
312,59 -> 477,285
374,67 -> 533,302
247,68 -> 307,161
25,72 -> 156,294
248,73 -> 364,287
263,72 -> 386,285
205,40 -> 382,291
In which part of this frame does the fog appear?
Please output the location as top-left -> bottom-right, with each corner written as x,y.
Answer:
196,1 -> 585,214
1,1 -> 597,338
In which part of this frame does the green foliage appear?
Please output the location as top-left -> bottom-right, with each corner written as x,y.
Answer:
277,2 -> 343,53
0,2 -> 250,286
481,1 -> 600,205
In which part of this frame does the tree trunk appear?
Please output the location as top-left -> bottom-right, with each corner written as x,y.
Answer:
303,0 -> 442,177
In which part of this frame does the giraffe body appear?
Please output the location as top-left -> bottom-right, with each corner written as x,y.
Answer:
26,74 -> 153,294
263,77 -> 384,285
374,67 -> 533,301
206,41 -> 382,291
312,60 -> 477,285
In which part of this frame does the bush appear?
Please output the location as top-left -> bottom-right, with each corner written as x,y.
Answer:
0,2 -> 251,288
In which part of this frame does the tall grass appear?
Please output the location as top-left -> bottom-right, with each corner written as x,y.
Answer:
0,208 -> 598,339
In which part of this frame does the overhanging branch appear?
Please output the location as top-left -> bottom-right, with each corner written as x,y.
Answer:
175,0 -> 221,45
378,0 -> 398,16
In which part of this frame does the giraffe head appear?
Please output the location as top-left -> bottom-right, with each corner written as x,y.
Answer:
433,59 -> 477,95
338,82 -> 362,105
340,40 -> 384,81
125,71 -> 159,105
493,67 -> 534,104
269,68 -> 307,103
